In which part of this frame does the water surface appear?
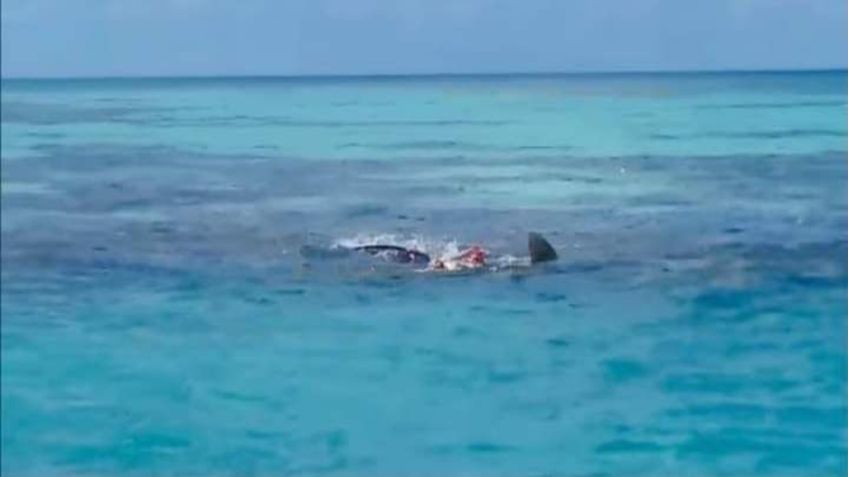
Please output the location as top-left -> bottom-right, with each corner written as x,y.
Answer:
2,71 -> 847,476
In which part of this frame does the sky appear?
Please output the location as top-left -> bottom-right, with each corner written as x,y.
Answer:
2,0 -> 847,78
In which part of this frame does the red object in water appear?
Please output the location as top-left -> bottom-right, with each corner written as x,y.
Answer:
461,246 -> 487,266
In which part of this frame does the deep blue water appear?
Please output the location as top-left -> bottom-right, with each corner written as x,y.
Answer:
2,71 -> 847,476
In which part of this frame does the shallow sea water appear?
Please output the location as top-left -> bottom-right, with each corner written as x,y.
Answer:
2,72 -> 847,476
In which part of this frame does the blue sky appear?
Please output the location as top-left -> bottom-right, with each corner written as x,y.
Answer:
2,0 -> 846,77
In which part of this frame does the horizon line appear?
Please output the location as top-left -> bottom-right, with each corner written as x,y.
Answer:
2,66 -> 846,82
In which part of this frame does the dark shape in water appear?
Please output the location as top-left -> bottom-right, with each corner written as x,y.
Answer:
351,232 -> 558,269
352,245 -> 431,265
528,232 -> 558,264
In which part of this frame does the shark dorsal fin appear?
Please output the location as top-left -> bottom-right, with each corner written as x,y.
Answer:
528,232 -> 558,264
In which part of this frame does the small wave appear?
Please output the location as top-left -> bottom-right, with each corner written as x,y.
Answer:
707,129 -> 847,139
697,100 -> 846,110
650,129 -> 846,141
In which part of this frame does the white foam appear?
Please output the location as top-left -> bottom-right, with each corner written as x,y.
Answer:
491,254 -> 531,268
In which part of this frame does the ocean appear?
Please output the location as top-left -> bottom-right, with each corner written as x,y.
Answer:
2,71 -> 846,476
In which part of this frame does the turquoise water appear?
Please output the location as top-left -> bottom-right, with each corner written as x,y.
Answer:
2,71 -> 847,476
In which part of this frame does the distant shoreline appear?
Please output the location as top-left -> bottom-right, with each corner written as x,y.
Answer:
2,67 -> 846,83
